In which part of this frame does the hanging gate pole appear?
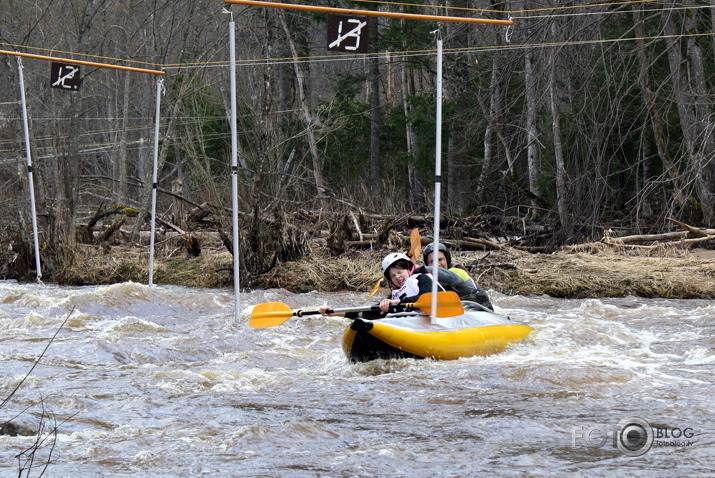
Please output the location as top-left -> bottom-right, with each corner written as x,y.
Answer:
148,78 -> 164,286
17,58 -> 42,282
429,36 -> 443,324
229,16 -> 241,319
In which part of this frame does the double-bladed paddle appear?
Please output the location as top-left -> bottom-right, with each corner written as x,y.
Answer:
249,291 -> 464,328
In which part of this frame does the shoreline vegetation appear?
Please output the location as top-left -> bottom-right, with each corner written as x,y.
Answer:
24,210 -> 715,300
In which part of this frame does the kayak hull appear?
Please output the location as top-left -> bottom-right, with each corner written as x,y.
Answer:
341,304 -> 532,362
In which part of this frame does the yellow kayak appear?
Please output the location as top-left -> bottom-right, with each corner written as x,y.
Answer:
342,302 -> 532,362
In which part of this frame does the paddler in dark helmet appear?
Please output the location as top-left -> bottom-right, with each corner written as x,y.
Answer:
421,242 -> 494,311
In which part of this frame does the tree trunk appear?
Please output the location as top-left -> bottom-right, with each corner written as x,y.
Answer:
400,32 -> 423,205
548,24 -> 570,234
132,80 -> 185,238
278,10 -> 327,205
632,4 -> 684,204
525,46 -> 541,210
114,72 -> 131,205
479,57 -> 498,203
685,5 -> 715,223
445,1 -> 469,214
664,7 -> 715,222
368,18 -> 380,194
51,95 -> 80,272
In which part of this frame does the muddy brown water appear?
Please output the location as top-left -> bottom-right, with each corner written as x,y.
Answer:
1,280 -> 712,476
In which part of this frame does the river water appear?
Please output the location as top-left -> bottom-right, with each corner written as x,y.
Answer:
1,280 -> 712,476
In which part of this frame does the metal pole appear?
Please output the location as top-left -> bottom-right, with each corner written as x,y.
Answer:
17,58 -> 42,283
229,17 -> 241,320
430,36 -> 443,324
148,78 -> 163,286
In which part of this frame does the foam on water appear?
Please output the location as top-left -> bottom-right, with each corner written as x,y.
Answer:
1,281 -> 713,477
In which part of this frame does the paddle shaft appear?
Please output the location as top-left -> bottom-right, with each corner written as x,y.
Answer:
293,303 -> 429,318
256,305 -> 382,319
253,301 -> 435,320
323,294 -> 452,317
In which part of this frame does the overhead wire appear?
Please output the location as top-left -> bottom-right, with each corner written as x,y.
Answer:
2,0 -> 713,156
0,41 -> 164,70
140,2 -> 715,69
1,1 -> 711,156
511,2 -> 715,20
0,2 -> 708,77
5,1 -> 713,71
2,0 -> 711,213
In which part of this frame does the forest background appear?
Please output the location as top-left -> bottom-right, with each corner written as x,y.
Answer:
1,0 -> 714,297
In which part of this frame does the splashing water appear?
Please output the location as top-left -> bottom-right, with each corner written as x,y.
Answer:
1,281 -> 712,476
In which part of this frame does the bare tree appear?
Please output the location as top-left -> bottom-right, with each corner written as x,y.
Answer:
547,21 -> 570,234
278,10 -> 328,207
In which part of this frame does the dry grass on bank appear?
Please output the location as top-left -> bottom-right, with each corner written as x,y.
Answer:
471,248 -> 715,299
61,236 -> 715,300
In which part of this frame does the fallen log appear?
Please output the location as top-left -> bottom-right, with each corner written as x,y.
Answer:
605,235 -> 715,250
187,202 -> 216,224
96,215 -> 126,243
79,205 -> 141,244
601,219 -> 715,246
155,218 -> 201,257
667,217 -> 715,236
156,217 -> 186,235
604,231 -> 689,244
345,240 -> 377,249
421,236 -> 504,251
561,220 -> 715,253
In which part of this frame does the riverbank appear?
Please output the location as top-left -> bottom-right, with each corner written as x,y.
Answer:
59,238 -> 715,299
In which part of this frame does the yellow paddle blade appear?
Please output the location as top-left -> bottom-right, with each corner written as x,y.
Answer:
366,277 -> 384,301
250,302 -> 294,328
409,291 -> 464,318
408,228 -> 422,262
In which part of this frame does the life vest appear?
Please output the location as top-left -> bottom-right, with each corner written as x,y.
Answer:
450,265 -> 477,288
390,272 -> 443,301
449,265 -> 494,311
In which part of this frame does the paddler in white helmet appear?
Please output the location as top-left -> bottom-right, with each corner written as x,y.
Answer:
378,252 -> 444,314
319,252 -> 443,317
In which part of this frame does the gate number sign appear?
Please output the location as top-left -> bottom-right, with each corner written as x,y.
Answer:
327,14 -> 368,53
50,62 -> 81,91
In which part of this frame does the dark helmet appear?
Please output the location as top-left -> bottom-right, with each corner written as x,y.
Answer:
423,242 -> 451,268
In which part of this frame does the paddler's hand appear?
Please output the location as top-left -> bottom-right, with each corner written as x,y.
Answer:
318,305 -> 346,317
379,298 -> 400,314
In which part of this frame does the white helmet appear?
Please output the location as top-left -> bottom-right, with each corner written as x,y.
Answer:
381,252 -> 414,282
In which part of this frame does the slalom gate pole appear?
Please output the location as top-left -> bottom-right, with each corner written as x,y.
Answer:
17,57 -> 42,283
430,35 -> 444,324
229,15 -> 242,320
148,78 -> 164,286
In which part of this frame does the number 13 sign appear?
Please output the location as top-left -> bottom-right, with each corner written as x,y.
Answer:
327,14 -> 369,53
